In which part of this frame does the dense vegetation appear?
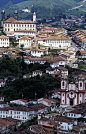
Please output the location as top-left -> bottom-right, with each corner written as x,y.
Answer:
0,57 -> 50,78
2,75 -> 60,101
0,57 -> 60,101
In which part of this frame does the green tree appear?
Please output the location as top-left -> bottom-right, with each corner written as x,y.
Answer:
76,50 -> 81,56
10,38 -> 18,47
20,44 -> 24,49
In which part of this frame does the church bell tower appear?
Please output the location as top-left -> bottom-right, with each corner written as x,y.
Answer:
14,10 -> 18,20
1,10 -> 5,27
33,12 -> 36,22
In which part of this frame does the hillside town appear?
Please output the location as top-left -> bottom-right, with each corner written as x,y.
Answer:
0,10 -> 86,134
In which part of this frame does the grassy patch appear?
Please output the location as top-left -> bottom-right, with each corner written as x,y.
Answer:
78,62 -> 86,70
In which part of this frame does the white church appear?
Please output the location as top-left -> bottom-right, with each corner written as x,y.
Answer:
1,10 -> 37,38
60,75 -> 85,107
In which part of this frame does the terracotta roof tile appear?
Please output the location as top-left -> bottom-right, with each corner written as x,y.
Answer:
4,17 -> 36,24
0,35 -> 9,39
48,56 -> 67,63
43,99 -> 51,102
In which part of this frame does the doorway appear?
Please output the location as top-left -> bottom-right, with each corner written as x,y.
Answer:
70,99 -> 73,105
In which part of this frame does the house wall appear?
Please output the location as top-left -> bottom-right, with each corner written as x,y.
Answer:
0,109 -> 35,122
3,23 -> 36,33
32,72 -> 42,77
67,113 -> 82,118
19,39 -> 33,48
0,38 -> 9,47
10,100 -> 26,106
38,40 -> 71,49
24,59 -> 46,65
15,31 -> 36,38
50,61 -> 67,68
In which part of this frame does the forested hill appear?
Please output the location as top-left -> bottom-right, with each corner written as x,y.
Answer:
0,0 -> 86,19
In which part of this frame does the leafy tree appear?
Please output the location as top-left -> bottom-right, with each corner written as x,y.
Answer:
2,75 -> 60,101
76,50 -> 81,56
10,38 -> 18,47
65,65 -> 73,74
20,44 -> 24,49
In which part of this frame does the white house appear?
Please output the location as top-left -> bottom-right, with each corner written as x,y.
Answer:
46,67 -> 56,74
10,99 -> 28,106
0,35 -> 9,48
39,26 -> 67,35
38,98 -> 51,107
80,50 -> 86,58
54,116 -> 75,131
38,33 -> 71,49
32,70 -> 42,77
19,35 -> 33,48
23,73 -> 32,79
0,106 -> 35,122
0,102 -> 9,108
0,79 -> 5,87
30,48 -> 48,57
23,70 -> 42,78
58,66 -> 68,76
14,30 -> 36,38
24,56 -> 51,65
67,109 -> 83,118
48,56 -> 67,68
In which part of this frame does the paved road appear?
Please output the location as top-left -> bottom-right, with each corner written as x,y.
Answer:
68,58 -> 77,67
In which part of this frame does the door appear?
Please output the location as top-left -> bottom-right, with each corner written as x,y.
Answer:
70,99 -> 73,105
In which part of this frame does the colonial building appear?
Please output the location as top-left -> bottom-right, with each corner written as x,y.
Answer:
1,10 -> 36,37
0,35 -> 9,48
60,75 -> 85,107
38,34 -> 71,49
30,48 -> 48,57
39,25 -> 67,35
19,35 -> 34,48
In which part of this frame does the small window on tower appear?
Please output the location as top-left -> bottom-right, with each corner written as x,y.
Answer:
80,82 -> 82,87
62,81 -> 64,87
67,94 -> 69,98
63,94 -> 64,96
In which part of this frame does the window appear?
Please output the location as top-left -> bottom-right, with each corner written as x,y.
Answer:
63,94 -> 64,96
62,81 -> 64,86
74,94 -> 76,98
80,82 -> 82,87
80,94 -> 82,97
63,100 -> 64,103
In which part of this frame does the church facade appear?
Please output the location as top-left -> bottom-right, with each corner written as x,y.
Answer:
1,10 -> 37,37
60,75 -> 85,107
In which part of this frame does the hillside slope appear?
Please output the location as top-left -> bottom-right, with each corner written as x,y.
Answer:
0,0 -> 86,19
